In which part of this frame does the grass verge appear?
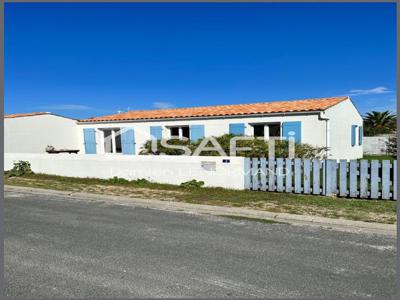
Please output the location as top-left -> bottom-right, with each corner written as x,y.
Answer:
217,215 -> 289,225
4,172 -> 397,224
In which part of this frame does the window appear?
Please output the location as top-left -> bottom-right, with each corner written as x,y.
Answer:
103,129 -> 113,153
269,123 -> 281,137
170,126 -> 190,139
115,131 -> 122,153
253,124 -> 264,137
251,123 -> 281,138
170,127 -> 179,137
103,128 -> 122,153
182,126 -> 190,139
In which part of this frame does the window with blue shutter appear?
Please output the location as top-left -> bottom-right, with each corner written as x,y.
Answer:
282,121 -> 301,143
190,125 -> 205,142
229,123 -> 245,136
150,126 -> 162,140
83,128 -> 97,154
351,125 -> 357,147
121,128 -> 136,155
358,126 -> 363,145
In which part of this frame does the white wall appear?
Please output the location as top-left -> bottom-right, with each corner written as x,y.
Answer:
78,113 -> 327,156
4,153 -> 246,190
5,114 -> 80,153
324,99 -> 363,160
363,135 -> 393,155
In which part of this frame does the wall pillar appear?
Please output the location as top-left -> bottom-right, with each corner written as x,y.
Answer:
264,124 -> 270,140
111,130 -> 117,154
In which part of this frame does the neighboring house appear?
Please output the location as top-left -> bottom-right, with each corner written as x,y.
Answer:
78,96 -> 363,159
5,112 -> 79,153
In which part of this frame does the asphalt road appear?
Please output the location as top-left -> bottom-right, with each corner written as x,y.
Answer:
5,190 -> 397,298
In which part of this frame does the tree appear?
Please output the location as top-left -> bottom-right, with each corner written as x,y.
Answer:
363,111 -> 397,136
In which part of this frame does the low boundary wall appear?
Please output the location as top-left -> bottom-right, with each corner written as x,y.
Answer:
4,153 -> 246,190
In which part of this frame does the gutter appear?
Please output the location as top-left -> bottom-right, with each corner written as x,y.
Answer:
77,110 -> 322,125
318,111 -> 330,158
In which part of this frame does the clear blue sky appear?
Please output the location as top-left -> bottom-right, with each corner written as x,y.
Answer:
5,2 -> 396,119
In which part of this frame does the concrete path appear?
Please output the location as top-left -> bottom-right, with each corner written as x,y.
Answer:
5,188 -> 396,298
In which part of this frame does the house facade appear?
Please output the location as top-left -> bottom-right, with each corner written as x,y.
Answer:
77,96 -> 363,159
5,112 -> 79,153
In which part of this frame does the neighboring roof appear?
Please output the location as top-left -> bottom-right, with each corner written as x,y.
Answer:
79,96 -> 349,123
5,112 -> 77,121
4,112 -> 50,119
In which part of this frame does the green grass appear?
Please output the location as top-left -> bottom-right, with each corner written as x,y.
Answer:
4,172 -> 397,224
217,215 -> 289,225
362,154 -> 395,161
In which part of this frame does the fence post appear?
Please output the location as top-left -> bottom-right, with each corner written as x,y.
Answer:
252,158 -> 259,190
349,160 -> 358,198
260,158 -> 267,191
393,160 -> 397,200
359,160 -> 369,198
303,159 -> 311,194
294,158 -> 302,193
381,160 -> 390,200
325,160 -> 337,196
276,158 -> 284,192
285,158 -> 293,193
339,160 -> 348,197
370,160 -> 380,199
312,160 -> 321,195
244,158 -> 251,190
268,158 -> 275,192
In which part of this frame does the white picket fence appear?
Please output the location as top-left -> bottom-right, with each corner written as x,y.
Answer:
244,158 -> 397,200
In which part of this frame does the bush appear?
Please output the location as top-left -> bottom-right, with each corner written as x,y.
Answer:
140,134 -> 328,159
8,160 -> 33,177
386,136 -> 397,158
108,176 -> 130,184
131,178 -> 151,185
180,179 -> 205,188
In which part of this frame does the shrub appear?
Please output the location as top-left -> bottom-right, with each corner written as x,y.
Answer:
131,178 -> 151,185
8,160 -> 33,177
386,136 -> 397,158
140,134 -> 328,159
108,176 -> 130,184
180,179 -> 205,188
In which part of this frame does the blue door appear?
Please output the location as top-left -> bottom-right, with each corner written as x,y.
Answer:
121,128 -> 136,154
83,128 -> 97,154
150,126 -> 162,140
282,121 -> 301,143
229,123 -> 245,135
190,125 -> 205,142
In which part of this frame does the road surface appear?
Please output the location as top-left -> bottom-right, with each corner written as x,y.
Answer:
5,190 -> 396,298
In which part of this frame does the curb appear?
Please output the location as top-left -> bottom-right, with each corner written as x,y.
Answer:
5,185 -> 397,236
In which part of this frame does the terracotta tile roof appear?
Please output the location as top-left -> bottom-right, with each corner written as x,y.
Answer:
5,112 -> 50,119
79,96 -> 349,123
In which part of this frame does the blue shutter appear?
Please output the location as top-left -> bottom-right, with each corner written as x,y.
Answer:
229,123 -> 245,136
282,121 -> 301,143
190,125 -> 205,142
150,126 -> 162,140
351,125 -> 357,147
358,126 -> 363,145
121,128 -> 135,155
83,128 -> 97,154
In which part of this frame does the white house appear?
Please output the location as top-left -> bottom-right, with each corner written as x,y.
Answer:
77,96 -> 363,159
5,112 -> 79,153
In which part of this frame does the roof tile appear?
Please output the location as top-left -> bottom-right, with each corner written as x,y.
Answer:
79,96 -> 348,123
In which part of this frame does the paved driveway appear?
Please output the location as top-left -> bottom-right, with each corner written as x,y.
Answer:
5,190 -> 396,298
